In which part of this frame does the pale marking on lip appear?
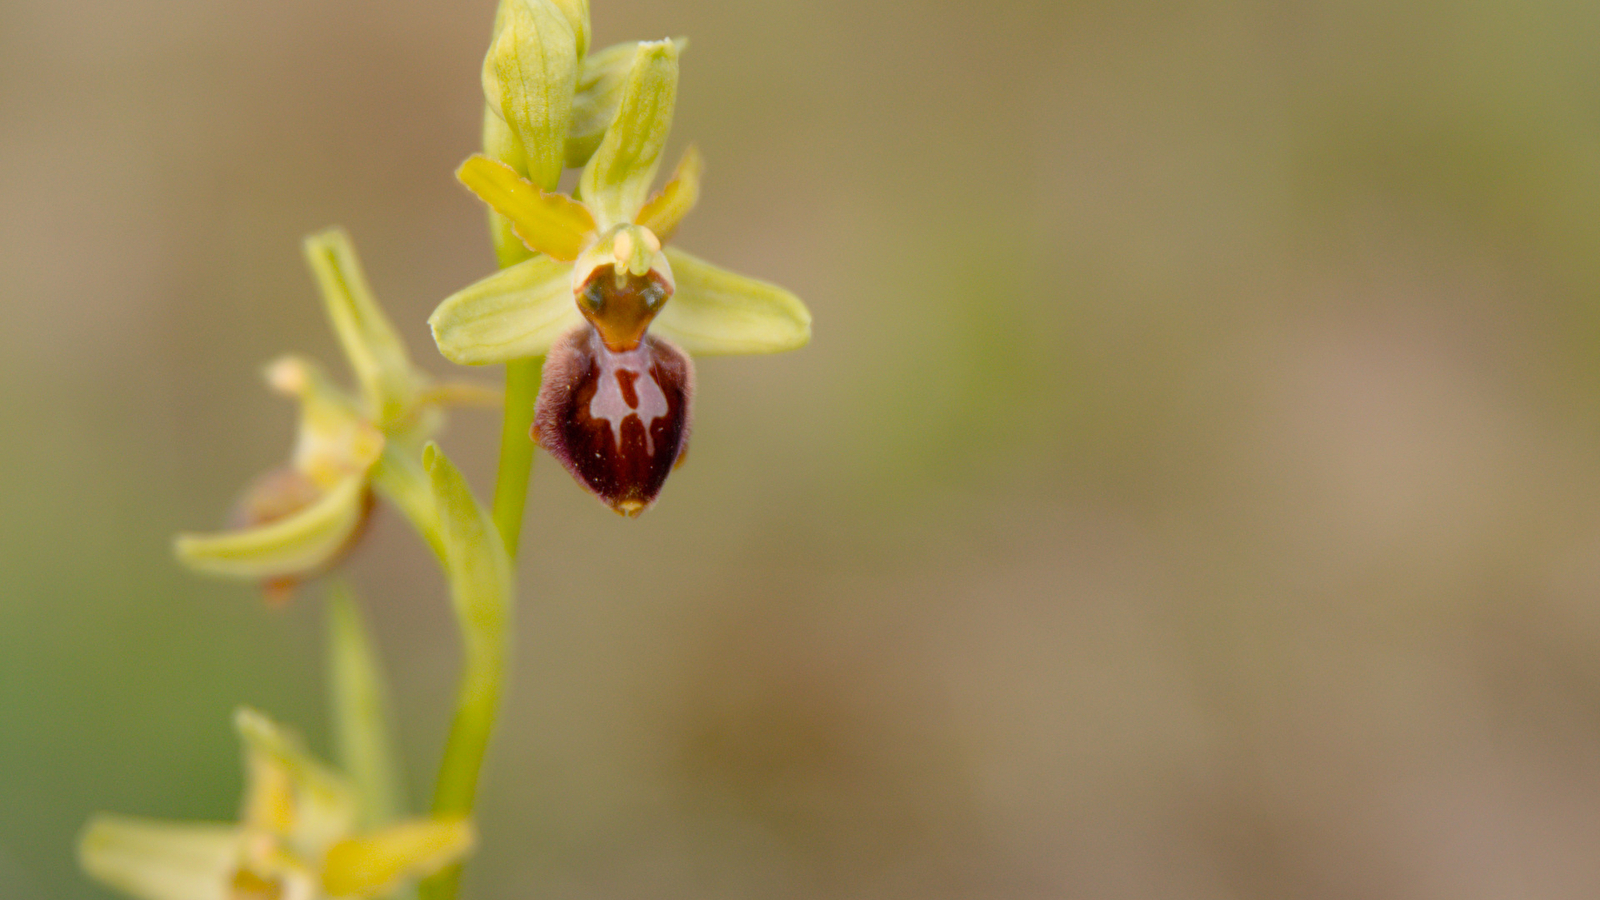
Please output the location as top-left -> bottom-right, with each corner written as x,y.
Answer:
588,346 -> 669,456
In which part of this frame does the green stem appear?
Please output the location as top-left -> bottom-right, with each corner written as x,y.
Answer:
421,105 -> 554,898
489,357 -> 542,557
416,446 -> 514,900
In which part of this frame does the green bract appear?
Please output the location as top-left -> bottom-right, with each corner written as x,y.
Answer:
78,709 -> 474,900
174,229 -> 494,596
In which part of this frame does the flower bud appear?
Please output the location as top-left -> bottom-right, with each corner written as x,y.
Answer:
483,0 -> 580,190
535,326 -> 693,516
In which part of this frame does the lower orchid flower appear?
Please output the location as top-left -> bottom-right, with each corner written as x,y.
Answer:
79,709 -> 474,900
429,38 -> 810,516
175,230 -> 495,599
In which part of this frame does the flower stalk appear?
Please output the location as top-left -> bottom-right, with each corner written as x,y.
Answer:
80,1 -> 810,898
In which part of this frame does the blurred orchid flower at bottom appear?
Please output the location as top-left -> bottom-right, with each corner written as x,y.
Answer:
78,709 -> 473,900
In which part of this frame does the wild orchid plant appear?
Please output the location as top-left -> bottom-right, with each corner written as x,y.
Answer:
77,2 -> 810,898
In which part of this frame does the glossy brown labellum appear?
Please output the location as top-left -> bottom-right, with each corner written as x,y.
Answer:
535,325 -> 693,516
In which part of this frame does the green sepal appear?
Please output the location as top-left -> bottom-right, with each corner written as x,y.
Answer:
78,815 -> 239,900
483,0 -> 579,191
579,39 -> 679,228
173,474 -> 369,582
456,155 -> 596,260
652,248 -> 812,354
321,817 -> 475,899
233,707 -> 357,855
303,229 -> 419,429
428,253 -> 579,365
566,38 -> 687,169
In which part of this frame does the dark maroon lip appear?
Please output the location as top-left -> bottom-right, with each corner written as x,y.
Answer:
534,325 -> 694,516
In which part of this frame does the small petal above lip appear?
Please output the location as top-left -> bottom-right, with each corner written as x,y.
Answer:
650,248 -> 812,355
634,144 -> 702,242
456,155 -> 597,261
429,254 -> 581,364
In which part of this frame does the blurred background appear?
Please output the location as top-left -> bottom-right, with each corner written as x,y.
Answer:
7,0 -> 1600,897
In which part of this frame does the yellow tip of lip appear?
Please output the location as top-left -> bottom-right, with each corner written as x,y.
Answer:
615,500 -> 646,517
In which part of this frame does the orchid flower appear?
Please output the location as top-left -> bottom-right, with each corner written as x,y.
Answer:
174,230 -> 493,599
79,709 -> 473,900
431,39 -> 810,515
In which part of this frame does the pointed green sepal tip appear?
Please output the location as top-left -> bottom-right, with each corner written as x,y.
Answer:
233,707 -> 357,853
173,474 -> 370,582
302,228 -> 419,428
580,38 -> 680,228
566,37 -> 689,169
233,707 -> 351,801
78,815 -> 240,900
652,248 -> 812,355
321,816 -> 476,898
429,253 -> 578,365
483,0 -> 580,190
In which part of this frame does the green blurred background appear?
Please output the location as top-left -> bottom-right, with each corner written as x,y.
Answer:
8,0 -> 1600,897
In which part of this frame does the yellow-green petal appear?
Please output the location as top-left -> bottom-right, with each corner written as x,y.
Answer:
480,109 -> 535,268
321,817 -> 475,898
174,474 -> 368,581
303,229 -> 420,429
566,38 -> 687,168
483,0 -> 579,190
579,39 -> 678,228
652,248 -> 812,355
78,815 -> 240,900
457,155 -> 596,261
234,708 -> 357,856
634,144 -> 702,242
428,254 -> 579,365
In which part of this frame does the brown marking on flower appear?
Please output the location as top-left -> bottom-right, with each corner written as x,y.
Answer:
535,326 -> 693,516
230,868 -> 284,900
576,264 -> 671,352
226,466 -> 374,605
